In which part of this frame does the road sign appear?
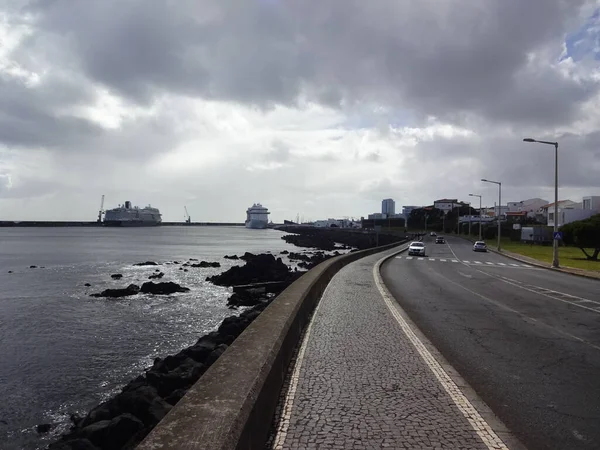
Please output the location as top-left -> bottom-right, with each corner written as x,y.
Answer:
553,231 -> 563,240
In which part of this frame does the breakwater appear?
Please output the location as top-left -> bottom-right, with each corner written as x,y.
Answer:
0,221 -> 244,227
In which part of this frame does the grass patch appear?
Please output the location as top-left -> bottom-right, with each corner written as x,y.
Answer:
497,238 -> 600,272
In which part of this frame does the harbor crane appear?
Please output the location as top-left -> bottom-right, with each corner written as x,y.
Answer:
184,206 -> 191,224
97,195 -> 105,223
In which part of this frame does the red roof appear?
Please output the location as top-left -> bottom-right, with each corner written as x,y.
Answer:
506,211 -> 527,216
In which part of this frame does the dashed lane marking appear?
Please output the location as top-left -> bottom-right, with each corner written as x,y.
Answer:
374,255 -> 510,450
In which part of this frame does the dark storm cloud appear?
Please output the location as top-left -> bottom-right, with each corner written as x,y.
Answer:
11,0 -> 597,126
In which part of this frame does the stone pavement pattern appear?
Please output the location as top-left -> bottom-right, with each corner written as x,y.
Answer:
269,249 -> 502,449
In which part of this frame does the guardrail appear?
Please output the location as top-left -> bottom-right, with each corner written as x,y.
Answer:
137,240 -> 406,450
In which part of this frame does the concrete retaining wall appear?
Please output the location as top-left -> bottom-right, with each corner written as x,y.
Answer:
137,241 -> 404,450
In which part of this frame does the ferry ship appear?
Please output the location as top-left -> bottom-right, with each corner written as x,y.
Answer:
245,203 -> 270,229
103,201 -> 162,227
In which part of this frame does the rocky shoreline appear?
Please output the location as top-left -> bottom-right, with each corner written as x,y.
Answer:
44,232 -> 359,450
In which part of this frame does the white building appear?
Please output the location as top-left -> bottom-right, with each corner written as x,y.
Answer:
382,199 -> 395,216
548,207 -> 595,227
402,205 -> 419,218
433,199 -> 458,213
368,213 -> 386,220
582,196 -> 600,213
507,198 -> 548,218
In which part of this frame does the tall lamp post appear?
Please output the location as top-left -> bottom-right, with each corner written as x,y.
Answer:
481,179 -> 502,250
523,138 -> 559,268
469,193 -> 482,240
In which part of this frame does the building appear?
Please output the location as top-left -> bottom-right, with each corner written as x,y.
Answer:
582,196 -> 600,213
507,198 -> 548,218
539,200 -> 577,222
368,213 -> 386,220
382,199 -> 395,216
548,206 -> 595,227
433,199 -> 458,213
402,205 -> 419,218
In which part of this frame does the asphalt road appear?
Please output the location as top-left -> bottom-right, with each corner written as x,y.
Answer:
381,235 -> 600,450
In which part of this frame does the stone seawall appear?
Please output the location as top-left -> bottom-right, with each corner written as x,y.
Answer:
136,240 -> 406,450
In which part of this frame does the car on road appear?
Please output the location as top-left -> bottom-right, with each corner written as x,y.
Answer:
435,236 -> 445,244
408,241 -> 426,256
430,232 -> 436,236
473,241 -> 487,252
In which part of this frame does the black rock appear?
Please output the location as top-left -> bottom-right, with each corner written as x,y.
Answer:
280,250 -> 289,254
29,265 -> 37,269
110,274 -> 123,280
84,283 -> 91,287
205,344 -> 228,366
133,261 -> 159,266
164,389 -> 187,406
148,272 -> 164,280
173,261 -> 180,264
183,339 -> 217,363
80,413 -> 144,450
90,284 -> 140,298
36,423 -> 55,433
226,289 -> 267,308
206,253 -> 290,287
115,386 -> 171,427
48,438 -> 100,450
140,282 -> 190,295
190,261 -> 220,268
183,269 -> 188,272
146,358 -> 205,397
189,258 -> 198,261
224,254 -> 239,260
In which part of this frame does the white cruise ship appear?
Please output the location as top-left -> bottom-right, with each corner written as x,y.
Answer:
245,203 -> 270,229
103,201 -> 162,227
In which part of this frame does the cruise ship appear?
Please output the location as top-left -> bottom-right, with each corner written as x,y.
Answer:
245,203 -> 270,229
103,201 -> 162,227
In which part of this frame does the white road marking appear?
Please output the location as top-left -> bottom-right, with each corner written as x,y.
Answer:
429,258 -> 435,261
418,257 -> 425,260
494,274 -> 600,314
486,262 -> 494,265
510,264 -> 520,267
440,259 -> 447,262
374,256 -> 509,450
451,259 -> 459,263
497,263 -> 506,266
271,279 -> 331,449
431,270 -> 600,352
474,261 -> 483,264
520,264 -> 532,268
395,256 -> 403,259
406,256 -> 413,260
463,260 -> 470,264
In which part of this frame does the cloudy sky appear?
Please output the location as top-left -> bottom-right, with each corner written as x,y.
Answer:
1,0 -> 599,222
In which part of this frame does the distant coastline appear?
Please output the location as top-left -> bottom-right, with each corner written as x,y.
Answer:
0,221 -> 246,227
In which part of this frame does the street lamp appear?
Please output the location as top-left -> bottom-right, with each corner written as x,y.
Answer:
481,179 -> 502,251
469,194 -> 482,240
523,138 -> 559,268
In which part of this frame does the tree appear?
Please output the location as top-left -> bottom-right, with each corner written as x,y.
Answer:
407,207 -> 443,230
560,214 -> 600,261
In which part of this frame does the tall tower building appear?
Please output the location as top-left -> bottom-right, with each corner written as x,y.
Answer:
382,198 -> 395,216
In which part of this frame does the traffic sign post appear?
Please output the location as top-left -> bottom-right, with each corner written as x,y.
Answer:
553,231 -> 563,240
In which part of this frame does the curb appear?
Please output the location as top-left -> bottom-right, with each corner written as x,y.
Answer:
376,246 -> 527,450
456,235 -> 600,282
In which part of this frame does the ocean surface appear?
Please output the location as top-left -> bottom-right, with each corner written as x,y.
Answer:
0,226 -> 300,450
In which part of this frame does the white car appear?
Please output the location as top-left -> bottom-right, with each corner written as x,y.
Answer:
473,241 -> 487,252
430,232 -> 436,236
408,241 -> 426,256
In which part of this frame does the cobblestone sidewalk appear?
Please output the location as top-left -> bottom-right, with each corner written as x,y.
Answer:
267,249 -> 509,450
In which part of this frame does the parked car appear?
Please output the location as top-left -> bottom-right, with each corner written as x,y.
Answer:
435,236 -> 445,244
430,232 -> 436,236
408,241 -> 426,256
473,241 -> 487,252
